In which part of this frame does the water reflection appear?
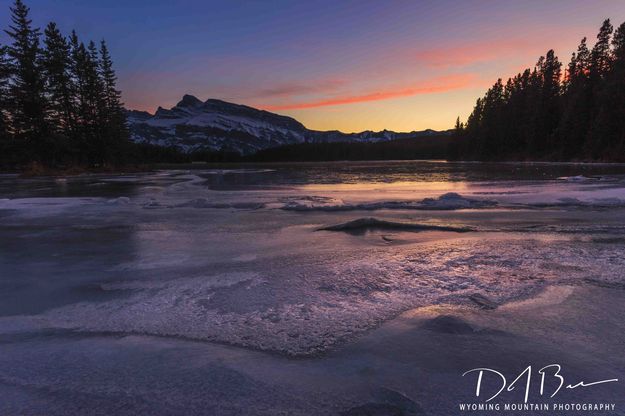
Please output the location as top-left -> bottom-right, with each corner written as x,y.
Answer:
197,161 -> 625,190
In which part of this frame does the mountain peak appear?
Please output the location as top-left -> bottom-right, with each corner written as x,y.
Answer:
127,95 -> 445,155
176,94 -> 203,108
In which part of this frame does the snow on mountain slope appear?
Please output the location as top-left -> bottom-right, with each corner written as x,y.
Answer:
127,95 -> 445,154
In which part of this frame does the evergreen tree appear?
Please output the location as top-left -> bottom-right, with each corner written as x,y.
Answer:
98,41 -> 123,115
68,33 -> 99,162
533,50 -> 561,155
558,38 -> 592,158
588,22 -> 625,159
0,43 -> 16,167
584,19 -> 614,158
454,117 -> 463,132
4,0 -> 48,150
98,40 -> 129,162
42,22 -> 75,138
84,40 -> 106,163
0,0 -> 133,167
0,44 -> 10,141
589,19 -> 613,79
456,19 -> 625,162
69,31 -> 87,143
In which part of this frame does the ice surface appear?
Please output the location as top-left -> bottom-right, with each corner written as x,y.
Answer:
2,162 -> 625,414
4,236 -> 625,356
2,163 -> 625,356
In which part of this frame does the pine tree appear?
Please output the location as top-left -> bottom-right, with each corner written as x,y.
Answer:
454,116 -> 463,132
585,19 -> 614,158
0,1 -> 133,167
42,22 -> 75,138
0,44 -> 16,168
557,38 -> 592,158
0,44 -> 10,141
68,32 -> 98,162
588,22 -> 625,160
589,20 -> 614,79
480,79 -> 506,158
4,0 -> 48,152
84,40 -> 107,163
69,31 -> 87,142
98,41 -> 123,115
98,40 -> 129,162
609,22 -> 625,157
535,49 -> 562,155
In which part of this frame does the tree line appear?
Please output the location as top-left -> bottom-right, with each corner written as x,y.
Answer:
248,134 -> 452,162
0,0 -> 132,169
450,19 -> 625,162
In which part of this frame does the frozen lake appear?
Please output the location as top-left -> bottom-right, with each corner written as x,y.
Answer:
1,161 -> 625,415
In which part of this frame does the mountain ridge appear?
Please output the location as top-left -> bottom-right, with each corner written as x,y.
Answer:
127,95 -> 449,155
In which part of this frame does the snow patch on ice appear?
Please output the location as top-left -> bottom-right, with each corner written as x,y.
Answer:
523,196 -> 625,209
281,193 -> 498,211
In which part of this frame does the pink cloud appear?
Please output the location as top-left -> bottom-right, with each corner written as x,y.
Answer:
262,74 -> 476,110
412,38 -> 543,69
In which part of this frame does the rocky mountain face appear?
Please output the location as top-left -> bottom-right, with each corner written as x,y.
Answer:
127,95 -> 445,154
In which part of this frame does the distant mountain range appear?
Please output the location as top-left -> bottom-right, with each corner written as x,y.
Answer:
127,95 -> 448,154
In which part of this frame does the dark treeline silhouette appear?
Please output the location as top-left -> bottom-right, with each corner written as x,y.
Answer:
248,134 -> 452,162
0,0 -> 135,169
451,19 -> 625,162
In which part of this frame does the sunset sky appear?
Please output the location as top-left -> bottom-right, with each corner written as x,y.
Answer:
2,0 -> 625,132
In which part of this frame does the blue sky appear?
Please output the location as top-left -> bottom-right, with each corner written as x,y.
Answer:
2,1 -> 625,131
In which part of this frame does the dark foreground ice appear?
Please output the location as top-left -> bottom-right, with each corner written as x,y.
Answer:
1,161 -> 625,415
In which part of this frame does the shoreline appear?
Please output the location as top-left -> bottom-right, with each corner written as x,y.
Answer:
5,158 -> 625,177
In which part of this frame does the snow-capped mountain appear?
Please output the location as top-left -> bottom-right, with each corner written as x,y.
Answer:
127,95 -> 445,154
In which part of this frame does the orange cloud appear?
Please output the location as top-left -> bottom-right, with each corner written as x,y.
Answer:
413,38 -> 542,68
263,74 -> 476,110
